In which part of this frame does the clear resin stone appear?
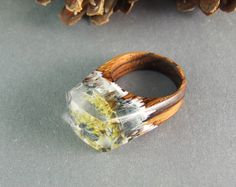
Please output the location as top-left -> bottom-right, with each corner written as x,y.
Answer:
66,71 -> 155,152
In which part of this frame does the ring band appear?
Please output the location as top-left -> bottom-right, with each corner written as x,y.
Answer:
66,52 -> 187,152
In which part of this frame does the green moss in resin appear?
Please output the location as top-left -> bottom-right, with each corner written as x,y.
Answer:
70,92 -> 127,151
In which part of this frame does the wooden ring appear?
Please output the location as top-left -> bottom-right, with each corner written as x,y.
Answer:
66,52 -> 187,152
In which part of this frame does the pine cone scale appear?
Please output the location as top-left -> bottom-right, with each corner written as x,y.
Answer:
60,7 -> 86,26
199,0 -> 220,15
177,0 -> 199,12
87,0 -> 105,16
37,0 -> 236,25
220,0 -> 236,12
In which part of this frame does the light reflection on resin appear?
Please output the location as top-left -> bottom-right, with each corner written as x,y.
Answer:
66,71 -> 156,151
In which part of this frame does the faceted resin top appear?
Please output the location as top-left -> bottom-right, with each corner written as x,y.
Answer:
66,71 -> 155,151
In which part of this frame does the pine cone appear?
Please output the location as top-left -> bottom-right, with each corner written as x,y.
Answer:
177,0 -> 236,15
36,0 -> 236,25
37,0 -> 137,25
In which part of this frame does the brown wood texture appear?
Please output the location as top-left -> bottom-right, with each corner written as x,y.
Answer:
98,52 -> 187,126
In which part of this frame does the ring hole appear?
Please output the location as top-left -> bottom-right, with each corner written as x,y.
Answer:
116,70 -> 177,98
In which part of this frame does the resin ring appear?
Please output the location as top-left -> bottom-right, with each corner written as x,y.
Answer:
66,52 -> 187,152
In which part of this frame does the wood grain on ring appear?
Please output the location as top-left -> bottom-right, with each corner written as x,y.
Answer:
98,52 -> 187,126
